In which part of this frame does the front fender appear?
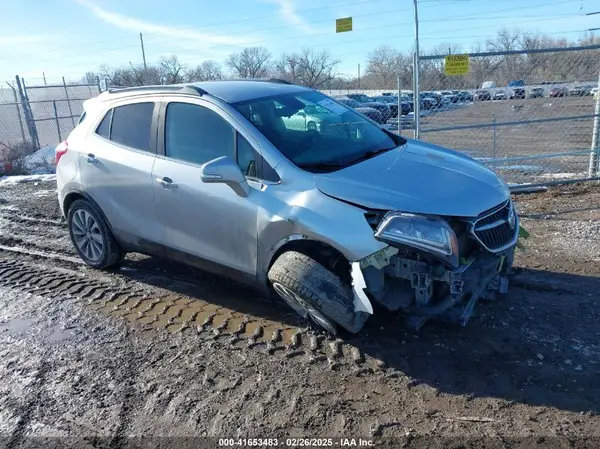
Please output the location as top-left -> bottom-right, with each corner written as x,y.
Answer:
256,188 -> 387,278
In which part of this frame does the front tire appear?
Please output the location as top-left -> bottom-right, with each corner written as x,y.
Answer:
67,199 -> 125,269
268,251 -> 369,335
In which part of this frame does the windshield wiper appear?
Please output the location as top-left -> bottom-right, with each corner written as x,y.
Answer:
296,161 -> 345,171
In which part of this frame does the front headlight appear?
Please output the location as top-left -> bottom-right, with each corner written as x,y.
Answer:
374,212 -> 459,267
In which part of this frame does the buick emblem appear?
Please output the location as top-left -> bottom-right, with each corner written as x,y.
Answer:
508,206 -> 516,230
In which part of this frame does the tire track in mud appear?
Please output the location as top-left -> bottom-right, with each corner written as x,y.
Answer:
0,256 -> 375,370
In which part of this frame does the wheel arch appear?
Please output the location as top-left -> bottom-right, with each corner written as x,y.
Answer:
263,235 -> 352,287
62,189 -> 119,240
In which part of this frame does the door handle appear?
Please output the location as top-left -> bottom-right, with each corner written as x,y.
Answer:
86,153 -> 97,164
156,176 -> 178,189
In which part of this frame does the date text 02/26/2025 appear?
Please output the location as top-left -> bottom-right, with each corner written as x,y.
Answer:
218,438 -> 375,447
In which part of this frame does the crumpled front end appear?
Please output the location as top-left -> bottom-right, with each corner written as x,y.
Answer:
356,199 -> 519,331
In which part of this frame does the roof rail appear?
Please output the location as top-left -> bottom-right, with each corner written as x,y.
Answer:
106,84 -> 208,96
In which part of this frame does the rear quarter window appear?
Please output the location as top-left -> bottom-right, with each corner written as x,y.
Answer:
95,109 -> 112,139
110,103 -> 155,152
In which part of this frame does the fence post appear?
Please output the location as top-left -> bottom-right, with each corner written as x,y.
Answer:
6,82 -> 26,143
492,113 -> 497,160
397,74 -> 402,135
15,75 -> 39,150
413,52 -> 421,139
52,100 -> 62,142
62,76 -> 75,127
588,66 -> 600,177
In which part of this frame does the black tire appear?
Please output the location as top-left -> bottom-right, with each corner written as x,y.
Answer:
307,121 -> 317,131
268,251 -> 369,335
67,199 -> 125,269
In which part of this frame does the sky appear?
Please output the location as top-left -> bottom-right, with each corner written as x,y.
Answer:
0,0 -> 599,84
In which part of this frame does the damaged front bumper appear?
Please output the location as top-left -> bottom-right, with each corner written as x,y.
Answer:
353,244 -> 515,331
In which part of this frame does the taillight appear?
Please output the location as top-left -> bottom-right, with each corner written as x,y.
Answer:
54,141 -> 68,165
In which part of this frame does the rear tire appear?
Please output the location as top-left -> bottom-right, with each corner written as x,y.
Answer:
268,251 -> 369,335
67,199 -> 125,269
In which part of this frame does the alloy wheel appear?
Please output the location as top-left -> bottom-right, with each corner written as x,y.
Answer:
272,282 -> 337,334
71,209 -> 104,262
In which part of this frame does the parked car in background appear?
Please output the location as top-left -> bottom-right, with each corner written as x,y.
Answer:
280,104 -> 342,133
421,91 -> 443,108
493,90 -> 507,101
481,81 -> 496,89
510,88 -> 526,99
56,79 -> 518,335
334,97 -> 384,124
592,86 -> 599,99
568,85 -> 594,96
475,90 -> 492,101
508,80 -> 525,87
456,91 -> 474,102
440,90 -> 459,104
549,87 -> 568,97
404,92 -> 436,111
371,95 -> 412,116
344,94 -> 393,120
529,87 -> 544,98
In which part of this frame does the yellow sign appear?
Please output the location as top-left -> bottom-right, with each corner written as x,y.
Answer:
444,54 -> 469,76
336,17 -> 353,33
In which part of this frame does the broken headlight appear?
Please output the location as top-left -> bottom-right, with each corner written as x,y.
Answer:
374,212 -> 459,267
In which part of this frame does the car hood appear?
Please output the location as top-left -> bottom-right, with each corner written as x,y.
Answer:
313,140 -> 510,217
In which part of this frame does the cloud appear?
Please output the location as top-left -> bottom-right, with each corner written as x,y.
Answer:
72,0 -> 251,49
266,0 -> 322,35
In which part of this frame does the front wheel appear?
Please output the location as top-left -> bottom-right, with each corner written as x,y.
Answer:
67,199 -> 125,269
268,251 -> 369,335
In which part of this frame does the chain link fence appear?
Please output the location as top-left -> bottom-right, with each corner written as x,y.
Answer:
0,77 -> 100,174
415,44 -> 600,187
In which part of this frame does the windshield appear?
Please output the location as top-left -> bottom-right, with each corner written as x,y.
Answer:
232,90 -> 405,173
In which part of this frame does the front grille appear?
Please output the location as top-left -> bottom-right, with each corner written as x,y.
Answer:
471,201 -> 518,252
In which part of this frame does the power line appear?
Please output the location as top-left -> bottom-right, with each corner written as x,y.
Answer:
1,0 -> 401,62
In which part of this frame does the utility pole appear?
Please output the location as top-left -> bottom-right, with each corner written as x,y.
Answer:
140,32 -> 147,71
413,0 -> 421,139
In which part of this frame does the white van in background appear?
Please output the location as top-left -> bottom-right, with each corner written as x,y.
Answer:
481,81 -> 496,89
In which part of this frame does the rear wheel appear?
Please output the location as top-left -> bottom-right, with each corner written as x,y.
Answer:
67,199 -> 125,269
268,251 -> 369,335
307,121 -> 317,131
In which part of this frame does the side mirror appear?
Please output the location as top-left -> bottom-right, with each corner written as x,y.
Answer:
200,156 -> 250,198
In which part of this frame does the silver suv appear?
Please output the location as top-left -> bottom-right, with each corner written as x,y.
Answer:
55,79 -> 518,335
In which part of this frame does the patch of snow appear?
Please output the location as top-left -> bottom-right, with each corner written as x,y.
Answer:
24,145 -> 57,175
0,174 -> 57,186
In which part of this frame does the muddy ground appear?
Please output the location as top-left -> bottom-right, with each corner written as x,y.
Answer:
0,180 -> 599,448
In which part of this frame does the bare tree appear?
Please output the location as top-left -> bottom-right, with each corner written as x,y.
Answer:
366,45 -> 403,89
226,47 -> 272,78
185,60 -> 223,82
296,48 -> 339,88
274,53 -> 303,84
160,55 -> 186,84
275,49 -> 339,87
